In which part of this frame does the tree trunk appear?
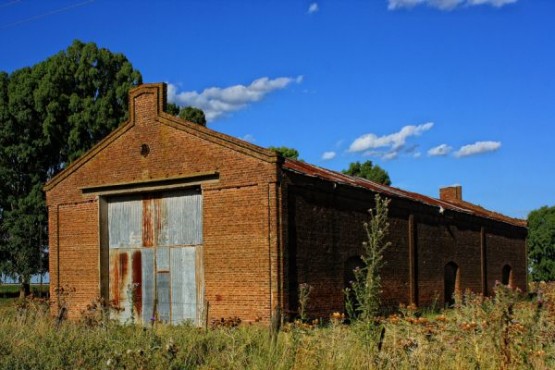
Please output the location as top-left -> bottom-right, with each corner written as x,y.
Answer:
19,282 -> 30,299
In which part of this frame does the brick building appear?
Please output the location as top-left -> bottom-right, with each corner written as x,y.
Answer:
45,83 -> 527,324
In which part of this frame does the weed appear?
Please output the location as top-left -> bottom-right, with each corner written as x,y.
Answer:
298,283 -> 313,322
345,194 -> 392,322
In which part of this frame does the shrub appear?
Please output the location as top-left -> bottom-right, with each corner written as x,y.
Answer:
345,194 -> 391,322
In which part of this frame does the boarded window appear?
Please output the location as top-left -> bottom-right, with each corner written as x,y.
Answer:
105,190 -> 202,325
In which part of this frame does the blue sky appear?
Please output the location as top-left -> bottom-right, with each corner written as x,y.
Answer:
1,0 -> 553,219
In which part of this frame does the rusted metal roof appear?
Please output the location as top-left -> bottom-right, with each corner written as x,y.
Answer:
283,158 -> 526,228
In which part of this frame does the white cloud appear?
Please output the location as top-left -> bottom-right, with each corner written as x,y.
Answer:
362,150 -> 399,160
321,151 -> 336,160
428,144 -> 452,157
349,122 -> 434,153
241,134 -> 255,143
308,2 -> 319,14
322,152 -> 337,161
467,0 -> 517,7
168,76 -> 303,121
388,0 -> 423,10
362,150 -> 383,157
454,141 -> 501,157
382,151 -> 399,161
387,0 -> 517,10
433,0 -> 465,10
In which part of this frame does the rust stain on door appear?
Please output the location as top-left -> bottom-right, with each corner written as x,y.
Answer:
110,252 -> 128,308
143,197 -> 155,247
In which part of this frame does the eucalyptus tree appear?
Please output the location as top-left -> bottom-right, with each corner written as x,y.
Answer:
0,40 -> 142,296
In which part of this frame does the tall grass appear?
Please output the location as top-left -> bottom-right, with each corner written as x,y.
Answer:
1,283 -> 554,369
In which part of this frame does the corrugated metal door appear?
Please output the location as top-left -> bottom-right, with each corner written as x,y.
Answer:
107,190 -> 202,324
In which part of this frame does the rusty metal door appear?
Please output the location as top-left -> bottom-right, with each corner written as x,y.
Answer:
107,190 -> 202,324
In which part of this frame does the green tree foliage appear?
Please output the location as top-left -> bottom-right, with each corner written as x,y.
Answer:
342,160 -> 391,186
528,205 -> 555,281
165,102 -> 181,116
268,146 -> 300,160
0,40 -> 142,295
179,106 -> 206,127
165,103 -> 207,127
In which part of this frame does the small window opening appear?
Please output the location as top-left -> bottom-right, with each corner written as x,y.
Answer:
502,265 -> 513,287
444,262 -> 460,308
140,144 -> 150,157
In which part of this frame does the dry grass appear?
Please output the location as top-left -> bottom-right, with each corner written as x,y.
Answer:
0,283 -> 554,369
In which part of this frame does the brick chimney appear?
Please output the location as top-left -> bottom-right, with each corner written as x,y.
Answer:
440,185 -> 462,202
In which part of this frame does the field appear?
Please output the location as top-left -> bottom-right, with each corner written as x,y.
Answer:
0,283 -> 554,369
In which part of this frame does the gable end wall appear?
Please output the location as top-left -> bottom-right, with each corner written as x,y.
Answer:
46,84 -> 282,323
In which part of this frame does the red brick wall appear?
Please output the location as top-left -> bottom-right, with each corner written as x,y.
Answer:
46,84 -> 281,323
48,200 -> 99,318
415,216 -> 483,305
282,182 -> 412,318
486,228 -> 527,292
204,184 -> 272,321
415,214 -> 527,305
282,172 -> 527,319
